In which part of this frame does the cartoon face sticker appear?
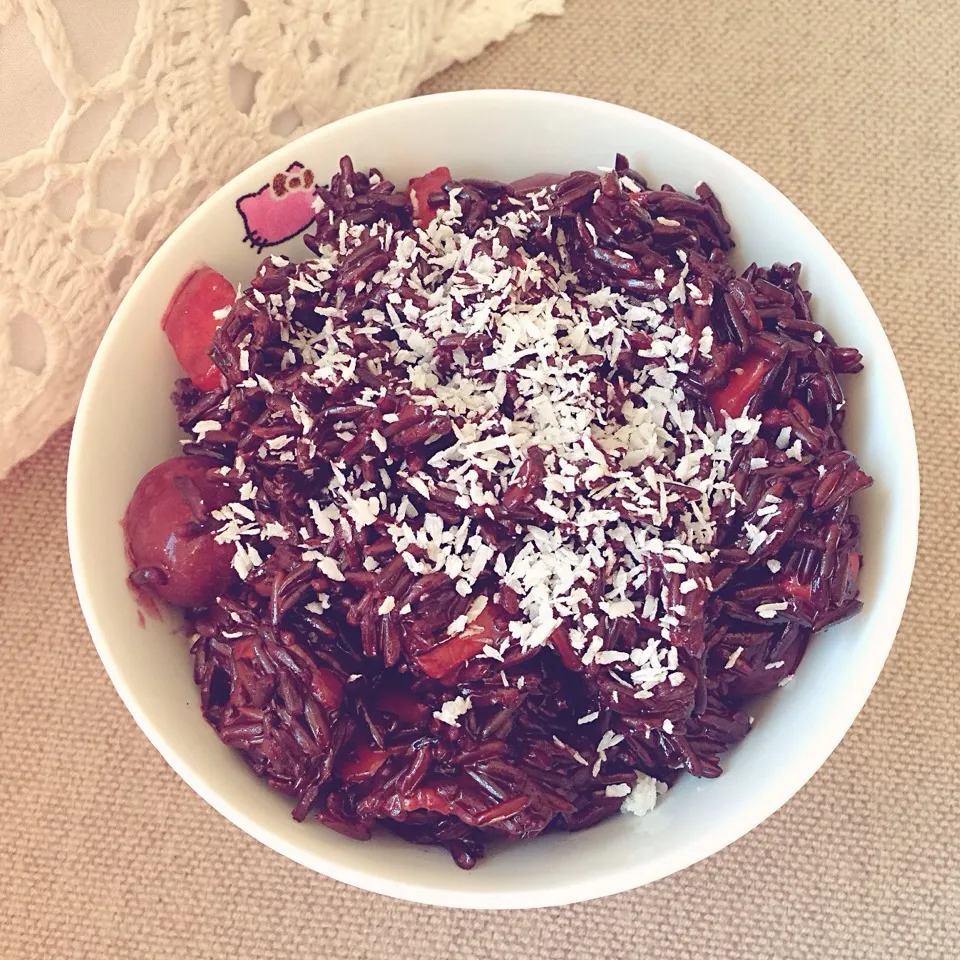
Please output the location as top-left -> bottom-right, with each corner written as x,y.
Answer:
236,161 -> 318,251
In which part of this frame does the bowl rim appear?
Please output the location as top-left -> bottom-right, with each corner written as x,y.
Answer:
67,88 -> 920,909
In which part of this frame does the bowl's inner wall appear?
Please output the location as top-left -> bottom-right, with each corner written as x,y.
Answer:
69,92 -> 916,907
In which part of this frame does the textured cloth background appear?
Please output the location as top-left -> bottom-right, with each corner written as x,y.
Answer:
1,0 -> 957,957
0,0 -> 561,476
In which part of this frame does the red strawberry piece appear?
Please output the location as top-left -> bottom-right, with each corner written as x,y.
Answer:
309,666 -> 344,712
373,687 -> 429,724
408,166 -> 452,226
339,741 -> 389,782
415,603 -> 507,679
232,638 -> 255,660
398,784 -> 456,816
709,352 -> 771,421
161,266 -> 234,390
779,574 -> 813,602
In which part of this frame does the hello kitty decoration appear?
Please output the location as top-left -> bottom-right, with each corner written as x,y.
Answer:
237,162 -> 319,251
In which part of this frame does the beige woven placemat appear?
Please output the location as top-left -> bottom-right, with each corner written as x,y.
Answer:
2,0 -> 957,957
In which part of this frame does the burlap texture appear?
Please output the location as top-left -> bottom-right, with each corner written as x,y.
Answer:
2,0 -> 957,956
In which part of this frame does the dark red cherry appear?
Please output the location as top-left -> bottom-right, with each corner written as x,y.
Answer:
124,455 -> 235,607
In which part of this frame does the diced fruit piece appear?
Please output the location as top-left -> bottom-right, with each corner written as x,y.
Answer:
710,353 -> 771,421
124,456 -> 235,607
340,741 -> 389,782
415,603 -> 507,679
374,687 -> 429,724
408,166 -> 452,226
398,783 -> 455,816
415,628 -> 488,679
232,638 -> 254,660
161,266 -> 234,390
779,575 -> 812,602
310,666 -> 344,712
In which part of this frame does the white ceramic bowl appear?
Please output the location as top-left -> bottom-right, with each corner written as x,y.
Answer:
68,90 -> 919,909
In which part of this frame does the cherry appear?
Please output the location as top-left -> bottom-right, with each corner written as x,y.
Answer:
124,456 -> 235,607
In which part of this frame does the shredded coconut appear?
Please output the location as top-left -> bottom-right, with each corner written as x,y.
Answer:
433,696 -> 472,727
621,773 -> 664,817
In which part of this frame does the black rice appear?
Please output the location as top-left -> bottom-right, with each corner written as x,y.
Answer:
168,154 -> 870,867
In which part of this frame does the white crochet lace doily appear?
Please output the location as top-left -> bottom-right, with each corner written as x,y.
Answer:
0,0 -> 562,477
